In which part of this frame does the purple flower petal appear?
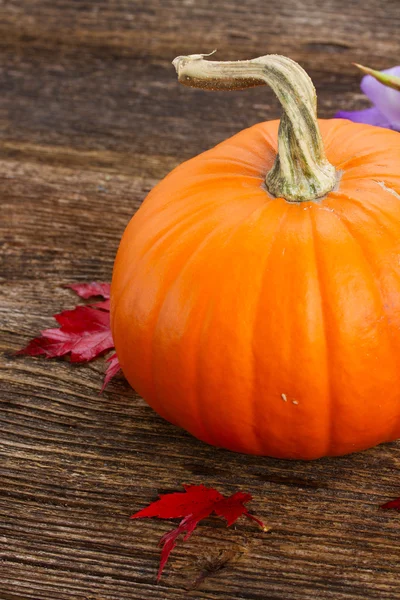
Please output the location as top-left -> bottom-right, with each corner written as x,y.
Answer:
361,66 -> 400,130
334,107 -> 393,128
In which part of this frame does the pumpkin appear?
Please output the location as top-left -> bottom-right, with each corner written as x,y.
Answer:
111,53 -> 400,459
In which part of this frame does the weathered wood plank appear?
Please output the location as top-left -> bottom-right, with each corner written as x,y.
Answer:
0,0 -> 399,169
1,0 -> 400,599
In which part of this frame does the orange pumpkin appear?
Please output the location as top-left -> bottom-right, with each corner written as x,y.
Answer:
111,53 -> 400,459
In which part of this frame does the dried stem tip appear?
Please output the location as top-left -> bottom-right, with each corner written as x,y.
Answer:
173,53 -> 337,203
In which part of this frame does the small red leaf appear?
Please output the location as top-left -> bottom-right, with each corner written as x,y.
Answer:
92,299 -> 111,311
101,352 -> 121,392
18,282 -> 121,391
213,492 -> 252,526
157,514 -> 199,580
381,497 -> 400,511
19,305 -> 113,363
17,333 -> 71,358
131,484 -> 268,580
67,282 -> 110,300
132,484 -> 223,521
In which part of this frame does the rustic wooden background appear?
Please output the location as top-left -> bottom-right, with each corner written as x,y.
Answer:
1,1 -> 400,598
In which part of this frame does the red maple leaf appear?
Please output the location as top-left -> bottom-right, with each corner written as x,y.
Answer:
101,352 -> 121,392
17,282 -> 121,390
381,497 -> 400,511
131,484 -> 269,580
67,282 -> 111,300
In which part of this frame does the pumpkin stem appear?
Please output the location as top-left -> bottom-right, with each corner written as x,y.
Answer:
172,53 -> 336,203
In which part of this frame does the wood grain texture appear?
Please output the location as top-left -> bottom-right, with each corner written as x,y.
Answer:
1,0 -> 400,598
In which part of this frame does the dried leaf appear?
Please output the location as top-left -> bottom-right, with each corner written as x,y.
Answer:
101,352 -> 121,392
131,484 -> 269,580
18,282 -> 120,390
66,282 -> 111,300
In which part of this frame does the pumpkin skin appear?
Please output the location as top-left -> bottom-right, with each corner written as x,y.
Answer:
111,118 -> 400,459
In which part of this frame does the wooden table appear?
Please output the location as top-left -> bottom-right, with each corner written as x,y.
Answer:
1,1 -> 400,598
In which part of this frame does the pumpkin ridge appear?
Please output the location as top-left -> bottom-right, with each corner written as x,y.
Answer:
321,202 -> 393,330
199,138 -> 276,183
338,150 -> 400,176
150,222 -> 239,429
112,194 -> 255,393
112,177 -> 264,321
191,201 -> 279,451
139,195 -> 231,257
113,214 -> 226,423
196,120 -> 278,165
322,194 -> 400,441
329,187 -> 400,234
317,120 -> 345,156
196,155 -> 267,177
327,123 -> 400,171
140,175 -> 243,220
248,203 -> 291,454
149,196 -> 268,436
314,202 -> 400,451
309,207 -> 333,456
111,199 -> 229,324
